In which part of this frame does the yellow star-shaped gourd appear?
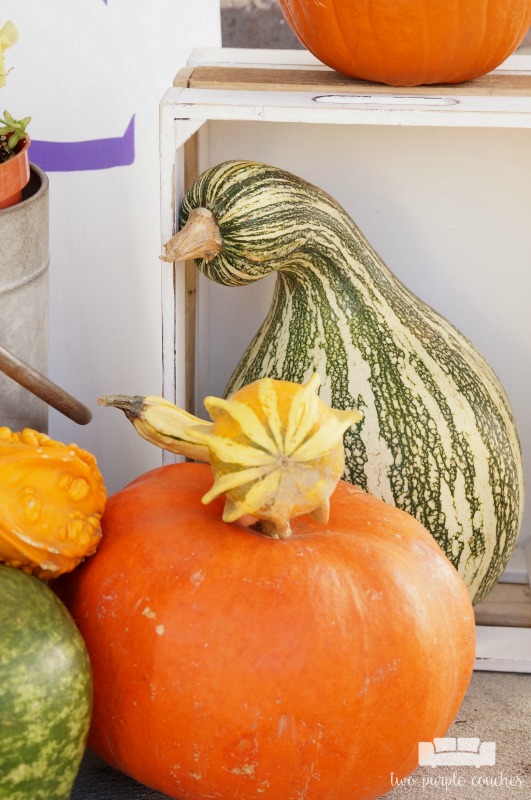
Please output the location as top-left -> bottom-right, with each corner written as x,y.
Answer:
189,374 -> 362,538
100,375 -> 362,538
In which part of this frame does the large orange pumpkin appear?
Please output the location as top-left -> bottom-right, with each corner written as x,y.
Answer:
279,0 -> 531,86
56,461 -> 475,800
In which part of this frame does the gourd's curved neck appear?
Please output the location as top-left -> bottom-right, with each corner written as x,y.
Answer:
164,187 -> 391,298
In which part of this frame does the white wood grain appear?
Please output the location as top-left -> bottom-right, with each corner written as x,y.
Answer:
162,85 -> 531,135
187,47 -> 325,69
525,539 -> 531,589
500,545 -> 530,584
160,117 -> 208,469
475,627 -> 531,673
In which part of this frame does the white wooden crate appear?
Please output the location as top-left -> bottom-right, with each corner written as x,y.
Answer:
159,47 -> 531,672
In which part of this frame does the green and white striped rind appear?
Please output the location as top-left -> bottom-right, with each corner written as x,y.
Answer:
0,565 -> 92,800
180,160 -> 524,604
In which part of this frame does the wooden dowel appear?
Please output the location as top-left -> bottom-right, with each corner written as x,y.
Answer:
0,345 -> 93,425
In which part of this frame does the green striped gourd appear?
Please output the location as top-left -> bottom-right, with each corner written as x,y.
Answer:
0,564 -> 92,800
165,160 -> 524,604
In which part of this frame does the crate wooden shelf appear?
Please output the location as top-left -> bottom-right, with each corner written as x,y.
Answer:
175,58 -> 531,97
475,582 -> 531,628
159,47 -> 531,672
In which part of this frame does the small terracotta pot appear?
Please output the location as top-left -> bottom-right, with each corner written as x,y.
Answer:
0,137 -> 31,210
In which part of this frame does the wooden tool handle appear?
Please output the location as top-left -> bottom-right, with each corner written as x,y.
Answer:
0,345 -> 93,426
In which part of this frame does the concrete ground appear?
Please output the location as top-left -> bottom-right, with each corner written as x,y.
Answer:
382,671 -> 531,799
221,0 -> 302,50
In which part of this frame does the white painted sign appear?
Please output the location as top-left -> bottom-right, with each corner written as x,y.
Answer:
1,0 -> 221,493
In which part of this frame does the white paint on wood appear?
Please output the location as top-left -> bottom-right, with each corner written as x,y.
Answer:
2,1 -> 221,495
475,627 -> 531,673
163,85 -> 531,133
525,539 -> 531,589
500,546 -> 531,585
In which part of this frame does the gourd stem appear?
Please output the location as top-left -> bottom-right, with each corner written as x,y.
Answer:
98,394 -> 145,420
99,394 -> 211,463
252,519 -> 292,540
161,207 -> 222,263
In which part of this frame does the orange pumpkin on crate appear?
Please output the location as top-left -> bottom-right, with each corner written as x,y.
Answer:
279,0 -> 531,86
56,376 -> 475,800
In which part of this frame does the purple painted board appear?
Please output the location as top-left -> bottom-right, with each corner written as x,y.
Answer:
30,115 -> 135,172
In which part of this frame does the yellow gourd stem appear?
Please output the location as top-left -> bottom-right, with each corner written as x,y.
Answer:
98,394 -> 211,463
101,375 -> 362,539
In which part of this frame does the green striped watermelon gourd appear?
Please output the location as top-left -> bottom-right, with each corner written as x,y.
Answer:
0,564 -> 92,800
162,160 -> 524,604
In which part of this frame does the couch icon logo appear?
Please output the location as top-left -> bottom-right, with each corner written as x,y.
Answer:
418,738 -> 496,768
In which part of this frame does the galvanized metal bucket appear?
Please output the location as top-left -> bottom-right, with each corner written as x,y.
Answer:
0,164 -> 50,432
